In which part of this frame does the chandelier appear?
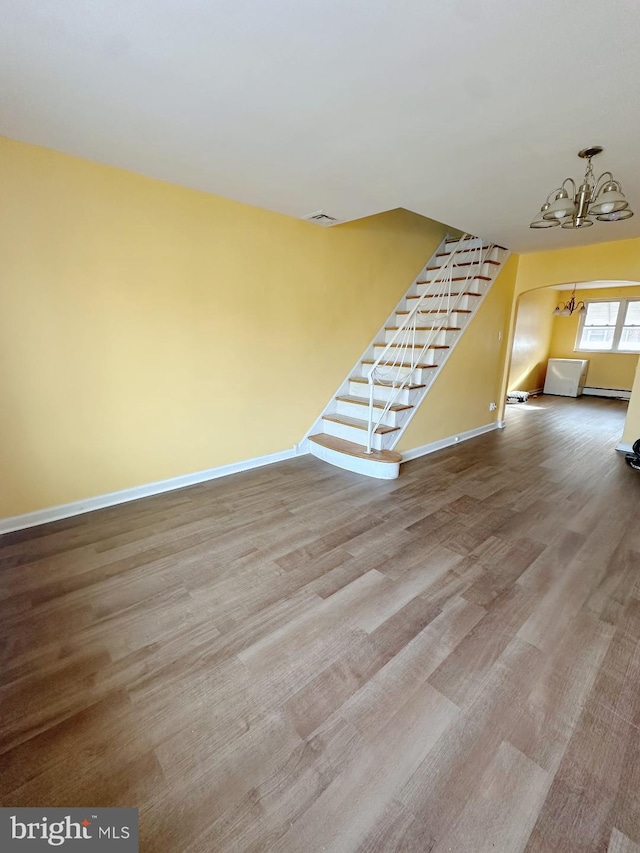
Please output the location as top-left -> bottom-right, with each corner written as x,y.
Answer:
553,284 -> 585,317
530,147 -> 634,230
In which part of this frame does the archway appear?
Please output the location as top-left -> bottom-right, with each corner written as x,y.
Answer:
506,279 -> 640,400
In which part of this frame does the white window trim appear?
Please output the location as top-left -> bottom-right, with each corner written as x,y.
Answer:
575,297 -> 640,354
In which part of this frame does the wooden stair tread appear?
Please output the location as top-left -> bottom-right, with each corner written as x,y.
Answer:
336,394 -> 412,412
396,309 -> 471,315
385,326 -> 460,332
322,413 -> 400,434
309,434 -> 402,464
362,359 -> 437,369
417,275 -> 491,283
448,255 -> 500,270
407,292 -> 482,299
443,240 -> 506,251
426,259 -> 500,269
350,376 -> 426,390
379,343 -> 449,350
440,243 -> 491,254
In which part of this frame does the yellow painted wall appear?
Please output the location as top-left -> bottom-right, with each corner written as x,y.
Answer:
0,136 -> 455,518
622,359 -> 640,445
398,254 -> 518,450
515,237 -> 640,297
548,285 -> 640,391
6,134 -> 636,520
507,287 -> 557,392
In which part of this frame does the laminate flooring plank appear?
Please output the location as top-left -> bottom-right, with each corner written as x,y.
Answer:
397,638 -> 545,843
463,536 -> 545,607
429,583 -> 539,708
338,596 -> 486,741
507,610 -> 614,774
583,544 -> 640,626
524,705 -> 632,853
524,617 -> 640,851
285,591 -> 442,741
275,683 -> 458,853
1,395 -> 636,852
432,740 -> 550,853
351,547 -> 463,633
609,828 -> 640,853
145,710 -> 302,851
187,713 -> 366,853
305,550 -> 374,598
353,799 -> 420,853
0,647 -> 113,754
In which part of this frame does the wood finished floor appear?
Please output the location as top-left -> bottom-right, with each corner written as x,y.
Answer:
1,396 -> 639,852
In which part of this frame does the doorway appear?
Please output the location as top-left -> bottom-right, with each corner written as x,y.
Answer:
505,280 -> 640,444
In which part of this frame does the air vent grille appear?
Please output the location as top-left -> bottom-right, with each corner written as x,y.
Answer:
302,210 -> 342,226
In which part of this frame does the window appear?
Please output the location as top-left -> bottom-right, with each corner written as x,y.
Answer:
576,298 -> 640,352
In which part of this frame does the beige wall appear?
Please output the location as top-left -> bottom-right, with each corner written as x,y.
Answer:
507,287 -> 556,392
548,285 -> 640,392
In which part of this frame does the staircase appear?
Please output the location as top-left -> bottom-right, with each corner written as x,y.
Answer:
305,234 -> 509,479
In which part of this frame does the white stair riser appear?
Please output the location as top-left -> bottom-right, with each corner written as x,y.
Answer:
378,432 -> 398,452
407,294 -> 481,311
322,418 -> 384,450
395,310 -> 469,327
383,328 -> 458,347
335,399 -> 406,427
373,345 -> 446,366
359,363 -> 437,383
419,261 -> 496,281
432,245 -> 501,267
444,236 -> 492,251
348,381 -> 421,405
415,278 -> 484,298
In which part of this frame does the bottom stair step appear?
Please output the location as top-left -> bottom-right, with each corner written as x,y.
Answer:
309,434 -> 402,480
322,413 -> 399,434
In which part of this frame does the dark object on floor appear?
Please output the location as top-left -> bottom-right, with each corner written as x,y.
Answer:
506,390 -> 529,404
625,438 -> 640,470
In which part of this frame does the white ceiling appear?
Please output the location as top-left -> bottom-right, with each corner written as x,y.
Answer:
2,0 -> 639,252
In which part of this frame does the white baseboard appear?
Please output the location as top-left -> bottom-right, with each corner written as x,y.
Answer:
401,421 -> 502,463
583,387 -> 631,400
616,442 -> 633,453
0,447 -> 303,536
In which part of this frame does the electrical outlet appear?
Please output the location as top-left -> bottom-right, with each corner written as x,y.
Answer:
489,402 -> 497,411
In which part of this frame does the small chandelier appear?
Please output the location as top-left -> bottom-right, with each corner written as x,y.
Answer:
530,147 -> 634,230
553,284 -> 585,317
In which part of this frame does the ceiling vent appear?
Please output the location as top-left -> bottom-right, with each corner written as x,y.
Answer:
302,210 -> 343,226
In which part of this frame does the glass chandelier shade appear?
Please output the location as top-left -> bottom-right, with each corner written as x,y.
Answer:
530,202 -> 560,228
542,190 -> 576,221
